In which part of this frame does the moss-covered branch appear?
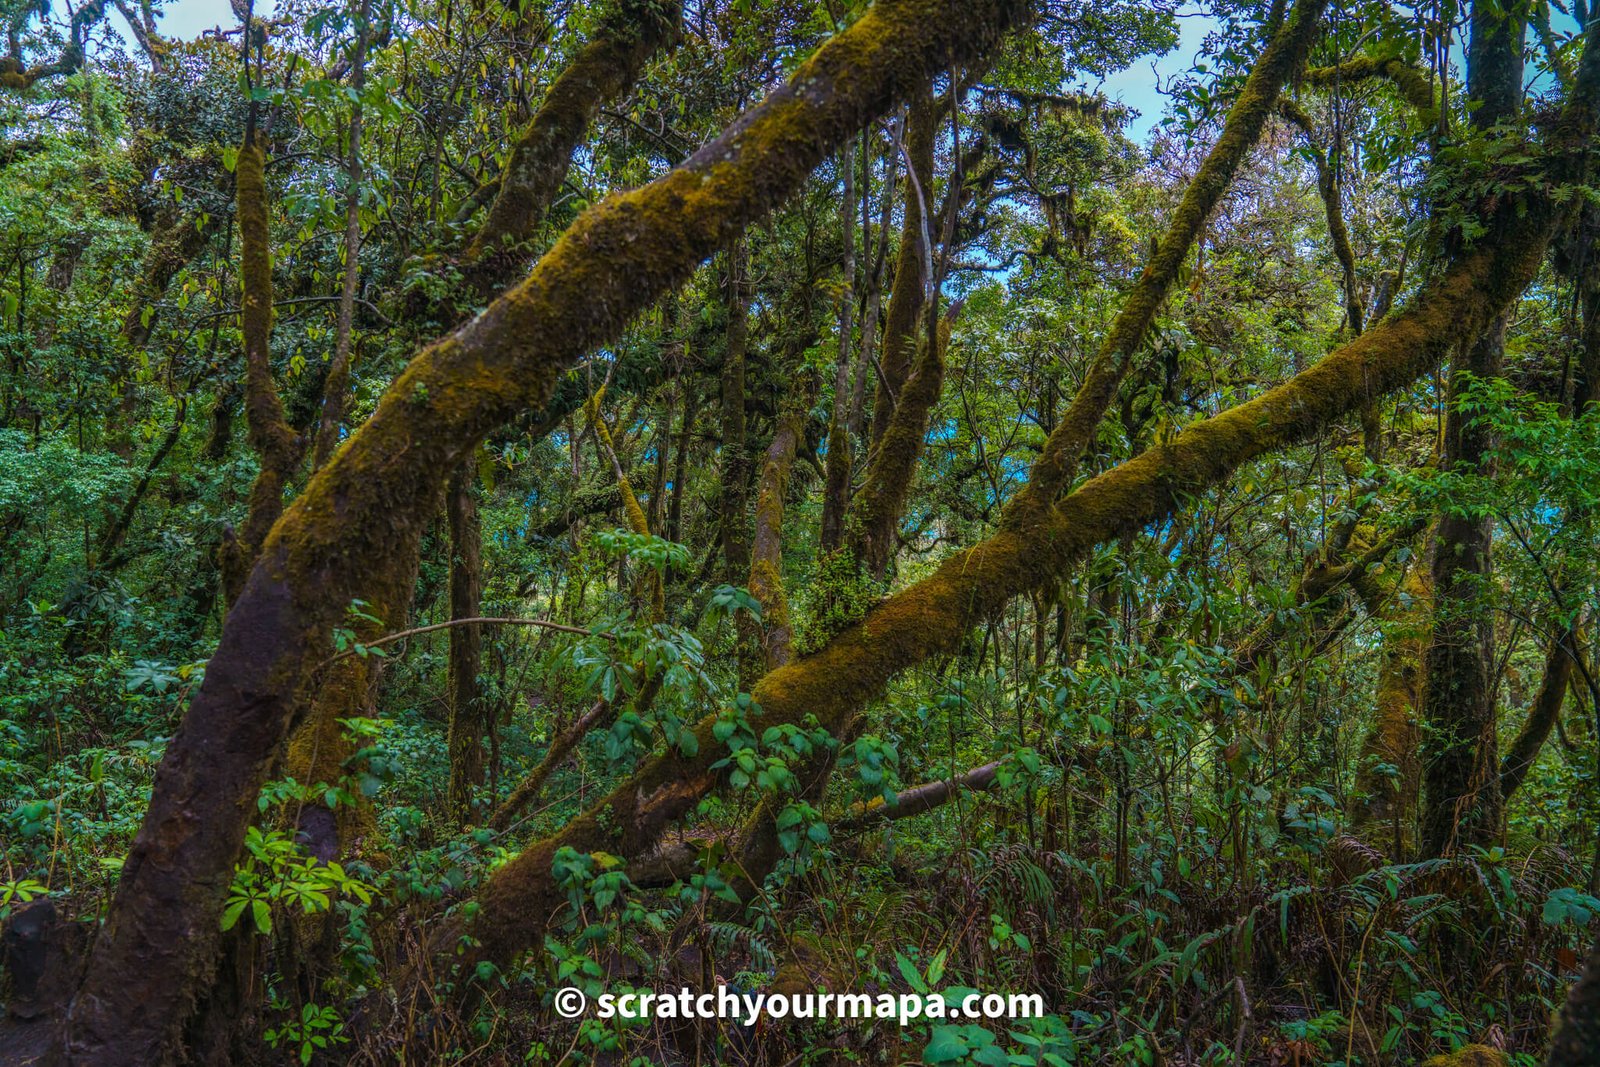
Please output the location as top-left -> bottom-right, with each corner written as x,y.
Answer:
1303,54 -> 1436,110
0,0 -> 106,90
120,201 -> 229,349
487,697 -> 607,832
835,759 -> 1001,832
1010,0 -> 1328,518
461,0 -> 682,292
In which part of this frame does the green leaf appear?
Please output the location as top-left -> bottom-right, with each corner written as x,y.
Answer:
896,951 -> 928,994
923,1026 -> 969,1063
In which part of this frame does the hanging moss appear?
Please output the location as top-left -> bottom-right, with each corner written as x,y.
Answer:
1304,55 -> 1438,111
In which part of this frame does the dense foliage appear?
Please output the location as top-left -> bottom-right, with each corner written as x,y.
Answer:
2,0 -> 1599,1063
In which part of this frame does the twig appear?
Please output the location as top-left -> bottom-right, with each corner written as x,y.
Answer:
322,615 -> 604,667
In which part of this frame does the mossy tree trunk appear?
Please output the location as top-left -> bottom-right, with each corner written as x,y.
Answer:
1352,560 -> 1431,854
1419,316 -> 1507,858
848,133 -> 899,445
1419,0 -> 1526,858
460,0 -> 683,295
849,306 -> 951,578
867,90 -> 933,453
750,376 -> 814,672
445,462 -> 485,825
720,239 -> 758,686
312,0 -> 368,472
219,129 -> 304,610
104,172 -> 230,458
820,138 -> 857,554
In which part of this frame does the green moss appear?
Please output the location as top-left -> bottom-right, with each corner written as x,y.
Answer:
462,0 -> 682,282
1352,564 -> 1430,839
1420,1046 -> 1509,1067
1304,55 -> 1437,111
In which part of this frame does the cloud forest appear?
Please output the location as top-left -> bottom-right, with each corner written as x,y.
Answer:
1,0 -> 1600,1063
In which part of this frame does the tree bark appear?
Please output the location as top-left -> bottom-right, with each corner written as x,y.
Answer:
1419,314 -> 1506,858
445,462 -> 485,825
720,240 -> 758,685
219,129 -> 303,610
1351,560 -> 1431,852
1499,623 -> 1579,802
460,0 -> 682,294
820,139 -> 857,553
867,92 -> 934,452
1012,0 -> 1330,518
